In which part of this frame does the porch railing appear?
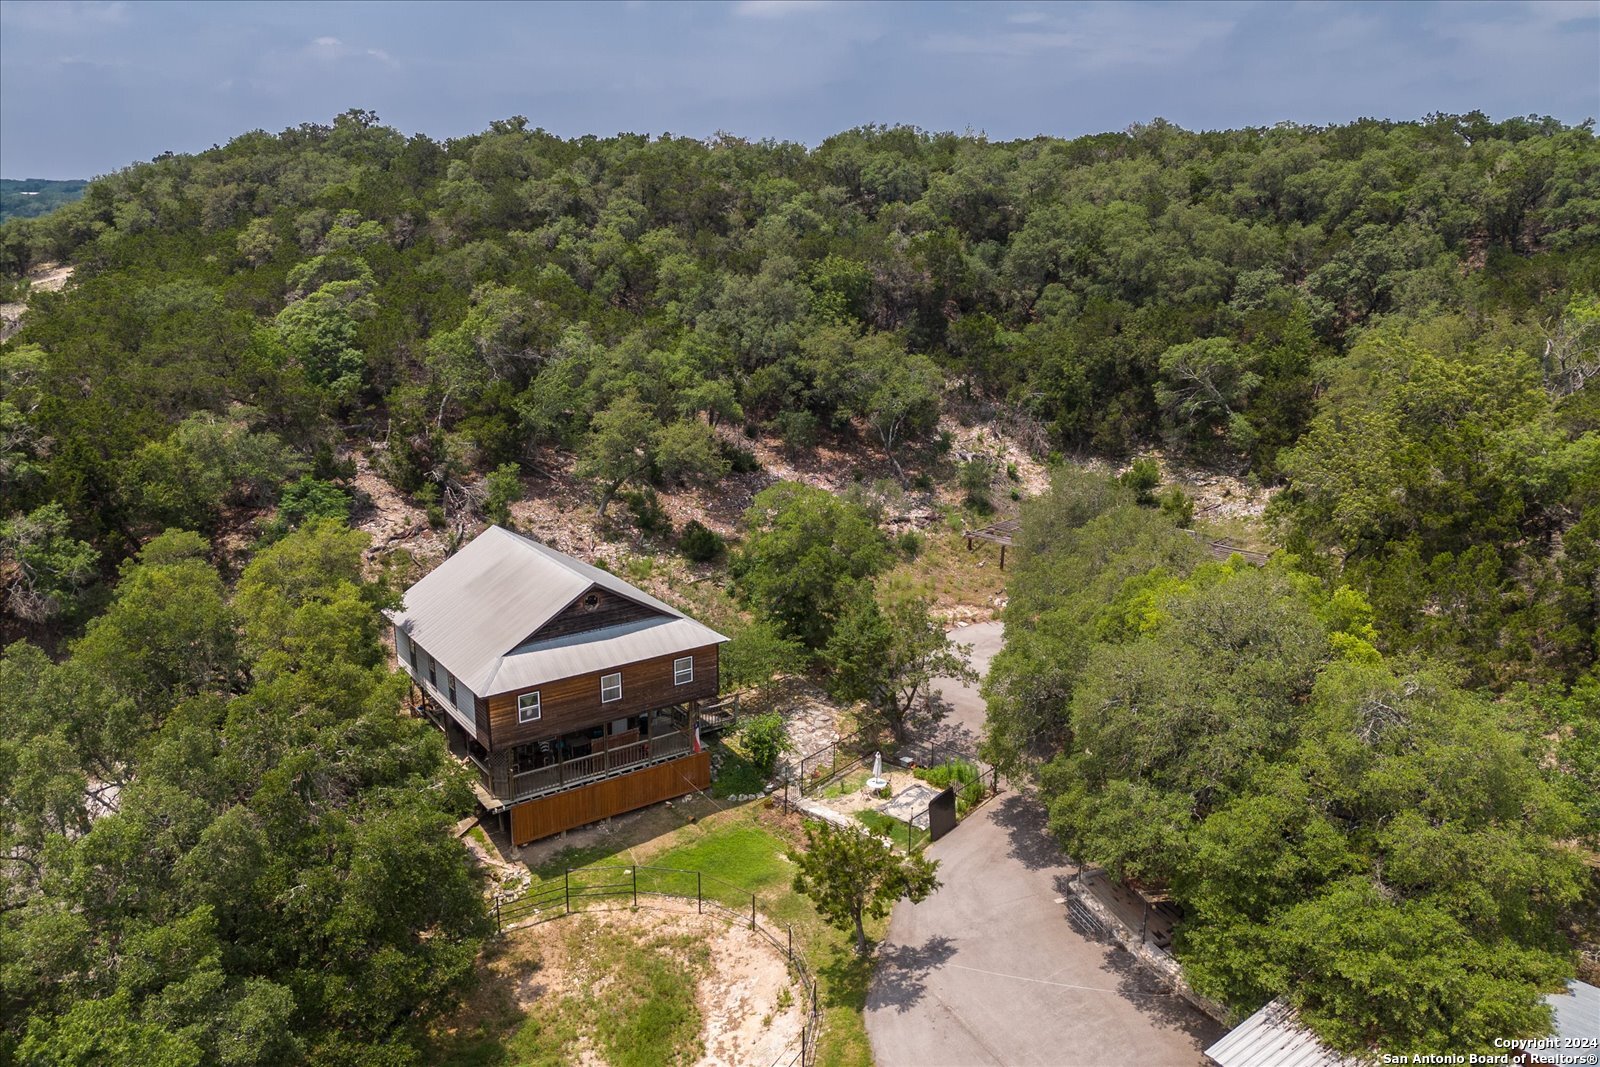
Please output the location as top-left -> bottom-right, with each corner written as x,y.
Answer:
504,729 -> 694,805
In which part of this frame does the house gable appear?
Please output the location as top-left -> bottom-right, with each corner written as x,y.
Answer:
520,584 -> 669,645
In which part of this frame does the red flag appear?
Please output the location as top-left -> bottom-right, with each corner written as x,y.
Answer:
692,722 -> 702,753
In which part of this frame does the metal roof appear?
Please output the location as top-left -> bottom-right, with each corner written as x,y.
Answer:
1205,1000 -> 1362,1067
491,615 -> 726,694
1210,983 -> 1599,1067
390,526 -> 727,697
1524,980 -> 1600,1052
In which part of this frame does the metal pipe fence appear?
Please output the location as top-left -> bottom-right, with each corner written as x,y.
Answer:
795,728 -> 877,796
494,862 -> 823,1067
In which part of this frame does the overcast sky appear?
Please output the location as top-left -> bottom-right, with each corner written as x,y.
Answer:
2,0 -> 1597,178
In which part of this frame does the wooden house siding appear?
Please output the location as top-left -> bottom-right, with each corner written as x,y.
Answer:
397,631 -> 491,748
486,644 -> 719,748
508,751 -> 711,844
524,585 -> 666,643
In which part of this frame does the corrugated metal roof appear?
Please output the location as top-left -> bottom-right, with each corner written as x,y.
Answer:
492,615 -> 727,694
1205,999 -> 1361,1067
1211,983 -> 1599,1067
1525,980 -> 1600,1051
390,526 -> 727,696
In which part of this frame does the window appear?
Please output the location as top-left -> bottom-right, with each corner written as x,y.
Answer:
427,654 -> 437,687
407,638 -> 418,674
674,656 -> 694,685
601,672 -> 622,703
518,691 -> 541,724
447,672 -> 457,706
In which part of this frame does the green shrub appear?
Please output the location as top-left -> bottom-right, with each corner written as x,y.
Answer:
416,483 -> 445,529
484,462 -> 521,527
261,475 -> 352,541
738,712 -> 792,777
914,760 -> 985,816
958,457 -> 994,511
679,520 -> 726,562
720,440 -> 762,474
896,530 -> 923,559
622,488 -> 671,536
772,409 -> 819,452
914,760 -> 980,790
1119,457 -> 1161,505
1159,486 -> 1195,528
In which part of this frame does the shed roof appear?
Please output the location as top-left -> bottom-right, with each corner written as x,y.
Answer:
390,526 -> 727,696
1205,1000 -> 1361,1067
1523,980 -> 1600,1053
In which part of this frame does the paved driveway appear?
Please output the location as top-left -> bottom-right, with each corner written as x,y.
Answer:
864,624 -> 1220,1067
927,621 -> 1006,754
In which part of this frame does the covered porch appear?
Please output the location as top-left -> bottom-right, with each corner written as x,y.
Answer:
492,714 -> 697,808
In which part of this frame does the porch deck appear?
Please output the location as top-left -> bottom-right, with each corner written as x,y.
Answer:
469,728 -> 699,813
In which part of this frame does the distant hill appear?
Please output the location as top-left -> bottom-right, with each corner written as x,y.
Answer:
0,178 -> 88,221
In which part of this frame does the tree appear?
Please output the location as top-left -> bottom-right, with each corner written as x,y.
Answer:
577,394 -> 661,519
789,821 -> 941,954
72,530 -> 238,722
825,584 -> 977,743
863,351 -> 942,474
0,503 -> 98,623
720,617 -> 807,690
1154,338 -> 1261,455
734,482 -> 890,650
0,522 -> 488,1064
124,415 -> 303,535
272,283 -> 371,405
655,419 -> 729,488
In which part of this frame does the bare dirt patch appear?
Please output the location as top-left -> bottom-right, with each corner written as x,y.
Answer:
497,906 -> 803,1067
694,911 -> 806,1067
350,451 -> 448,574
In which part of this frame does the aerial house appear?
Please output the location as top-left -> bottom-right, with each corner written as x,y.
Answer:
389,526 -> 730,846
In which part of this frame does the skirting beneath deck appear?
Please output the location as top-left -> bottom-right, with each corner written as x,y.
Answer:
508,750 -> 711,845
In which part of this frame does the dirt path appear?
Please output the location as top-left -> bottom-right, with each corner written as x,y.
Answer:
1,262 -> 74,342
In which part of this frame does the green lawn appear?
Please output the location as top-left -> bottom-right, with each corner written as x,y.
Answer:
709,737 -> 770,798
816,770 -> 871,799
854,808 -> 929,852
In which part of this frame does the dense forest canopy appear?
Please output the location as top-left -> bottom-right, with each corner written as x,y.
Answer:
0,522 -> 487,1065
2,110 -> 1595,570
2,109 -> 1598,1061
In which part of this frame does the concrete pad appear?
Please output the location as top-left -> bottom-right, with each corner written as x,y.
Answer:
882,783 -> 941,822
